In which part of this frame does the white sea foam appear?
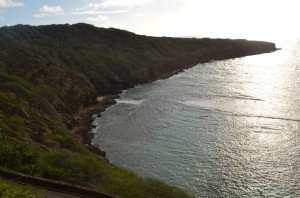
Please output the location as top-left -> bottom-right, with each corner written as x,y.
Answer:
116,99 -> 146,105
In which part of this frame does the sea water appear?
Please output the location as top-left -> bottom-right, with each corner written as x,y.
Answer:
92,39 -> 300,197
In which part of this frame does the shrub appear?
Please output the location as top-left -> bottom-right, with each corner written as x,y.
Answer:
0,179 -> 41,198
0,134 -> 41,175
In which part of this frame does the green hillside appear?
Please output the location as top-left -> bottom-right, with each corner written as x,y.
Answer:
0,23 -> 276,197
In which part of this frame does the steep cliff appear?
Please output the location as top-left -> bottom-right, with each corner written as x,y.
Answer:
0,23 -> 276,197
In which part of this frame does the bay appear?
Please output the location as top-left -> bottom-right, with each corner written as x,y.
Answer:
92,39 -> 300,197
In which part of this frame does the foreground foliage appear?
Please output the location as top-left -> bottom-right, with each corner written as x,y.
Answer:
0,178 -> 41,198
0,135 -> 191,198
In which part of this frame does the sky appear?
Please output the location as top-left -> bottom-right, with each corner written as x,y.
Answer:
0,0 -> 299,40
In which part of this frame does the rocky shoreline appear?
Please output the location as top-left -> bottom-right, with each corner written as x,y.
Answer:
72,63 -> 192,160
73,47 -> 278,161
73,94 -> 120,159
72,59 -> 203,161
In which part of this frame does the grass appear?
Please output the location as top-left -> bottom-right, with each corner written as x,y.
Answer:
0,135 -> 192,198
0,178 -> 41,198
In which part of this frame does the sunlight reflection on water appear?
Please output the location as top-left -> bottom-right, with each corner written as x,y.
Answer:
93,39 -> 300,197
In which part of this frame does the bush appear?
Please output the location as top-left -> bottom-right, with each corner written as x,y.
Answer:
41,150 -> 106,184
0,135 -> 41,175
0,179 -> 41,198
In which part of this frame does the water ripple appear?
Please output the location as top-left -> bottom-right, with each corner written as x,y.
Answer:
93,39 -> 300,197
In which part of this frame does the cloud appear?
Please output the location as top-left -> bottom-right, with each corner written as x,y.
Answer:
86,18 -> 129,30
73,0 -> 152,15
72,7 -> 127,15
100,0 -> 153,8
34,5 -> 64,18
86,14 -> 109,22
84,14 -> 116,28
0,0 -> 23,8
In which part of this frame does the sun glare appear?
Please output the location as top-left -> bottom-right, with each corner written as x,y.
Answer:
158,0 -> 300,40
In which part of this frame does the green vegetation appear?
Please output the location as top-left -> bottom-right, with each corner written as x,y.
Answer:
0,178 -> 41,198
0,23 -> 275,197
0,135 -> 190,198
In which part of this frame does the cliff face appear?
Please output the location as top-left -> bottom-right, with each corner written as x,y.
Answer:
0,23 -> 276,197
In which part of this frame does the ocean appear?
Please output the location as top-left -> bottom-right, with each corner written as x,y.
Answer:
92,38 -> 300,197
